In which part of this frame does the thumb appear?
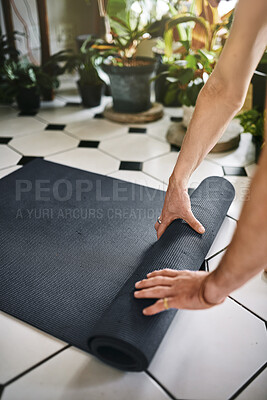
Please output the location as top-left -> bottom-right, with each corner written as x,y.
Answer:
185,211 -> 205,234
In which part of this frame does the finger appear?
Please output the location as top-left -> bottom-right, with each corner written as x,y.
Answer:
134,286 -> 170,299
154,222 -> 159,232
147,269 -> 179,278
143,297 -> 173,316
135,276 -> 173,289
185,211 -> 205,234
156,218 -> 173,239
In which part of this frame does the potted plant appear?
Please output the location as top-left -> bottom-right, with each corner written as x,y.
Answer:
0,31 -> 20,104
160,48 -> 214,126
153,0 -> 233,106
2,58 -> 60,114
94,0 -> 165,114
238,109 -> 265,162
65,38 -> 104,108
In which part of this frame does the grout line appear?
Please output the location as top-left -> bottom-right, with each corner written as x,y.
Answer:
206,246 -> 228,262
228,296 -> 267,324
3,344 -> 71,388
228,361 -> 267,400
226,214 -> 238,222
141,148 -> 172,164
0,385 -> 4,400
145,370 -> 177,400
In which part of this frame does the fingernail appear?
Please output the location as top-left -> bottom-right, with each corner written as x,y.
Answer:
135,281 -> 140,287
147,273 -> 151,277
199,226 -> 205,234
143,309 -> 148,315
134,291 -> 139,297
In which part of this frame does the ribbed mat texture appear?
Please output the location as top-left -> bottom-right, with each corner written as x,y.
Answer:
0,159 -> 234,371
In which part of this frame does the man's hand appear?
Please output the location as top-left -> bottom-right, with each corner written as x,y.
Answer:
134,269 -> 226,315
155,179 -> 205,239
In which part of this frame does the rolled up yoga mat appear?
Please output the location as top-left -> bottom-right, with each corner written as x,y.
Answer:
0,159 -> 234,371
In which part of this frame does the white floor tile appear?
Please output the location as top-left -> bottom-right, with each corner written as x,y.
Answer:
0,117 -> 46,138
45,148 -> 120,175
0,312 -> 65,384
225,176 -> 251,220
206,216 -> 237,259
9,131 -> 79,157
208,252 -> 267,321
40,98 -> 66,108
235,367 -> 267,400
143,152 -> 178,184
66,119 -> 127,141
148,298 -> 267,400
206,133 -> 255,167
0,145 -> 21,169
0,106 -> 18,120
99,134 -> 170,162
0,165 -> 21,179
143,152 -> 223,185
2,347 -> 170,400
146,115 -> 171,143
38,105 -> 93,125
108,170 -> 167,191
245,163 -> 257,178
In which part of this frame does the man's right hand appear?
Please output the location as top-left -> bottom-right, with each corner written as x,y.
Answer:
155,178 -> 205,239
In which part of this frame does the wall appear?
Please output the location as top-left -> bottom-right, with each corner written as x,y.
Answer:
0,0 -> 102,63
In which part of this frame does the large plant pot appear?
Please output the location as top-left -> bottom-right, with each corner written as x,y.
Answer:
77,80 -> 103,108
16,87 -> 40,114
102,57 -> 156,113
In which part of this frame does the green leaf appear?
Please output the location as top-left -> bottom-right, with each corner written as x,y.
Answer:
186,54 -> 197,69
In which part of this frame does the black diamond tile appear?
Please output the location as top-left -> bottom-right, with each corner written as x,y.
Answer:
199,260 -> 207,271
45,124 -> 66,131
94,113 -> 104,119
170,116 -> 183,123
79,140 -> 99,148
0,137 -> 12,144
223,166 -> 247,176
128,127 -> 147,134
19,110 -> 38,116
188,188 -> 194,196
119,161 -> 143,171
65,101 -> 82,107
171,144 -> 180,152
18,156 -> 43,166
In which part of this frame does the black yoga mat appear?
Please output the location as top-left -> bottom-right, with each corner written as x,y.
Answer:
0,159 -> 234,371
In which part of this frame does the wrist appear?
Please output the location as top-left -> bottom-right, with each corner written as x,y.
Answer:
169,173 -> 188,190
200,272 -> 227,306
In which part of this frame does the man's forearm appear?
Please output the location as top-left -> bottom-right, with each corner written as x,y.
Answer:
170,0 -> 267,187
205,144 -> 267,303
170,81 -> 241,186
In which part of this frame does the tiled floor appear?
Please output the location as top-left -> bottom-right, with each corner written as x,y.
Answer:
0,77 -> 266,400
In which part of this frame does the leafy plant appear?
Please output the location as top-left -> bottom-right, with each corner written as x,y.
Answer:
238,109 -> 264,141
155,48 -> 214,106
163,0 -> 234,59
94,0 -> 167,65
2,57 -> 60,99
65,38 -> 103,85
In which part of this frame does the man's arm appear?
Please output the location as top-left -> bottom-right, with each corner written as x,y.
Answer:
155,0 -> 267,239
134,0 -> 267,314
134,144 -> 267,314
